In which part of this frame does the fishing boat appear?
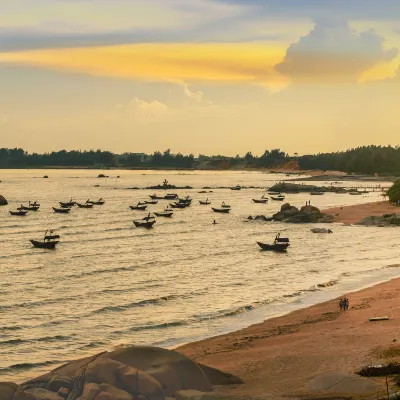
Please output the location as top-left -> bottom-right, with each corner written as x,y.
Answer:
199,199 -> 211,205
164,193 -> 178,200
129,204 -> 148,211
10,210 -> 28,216
19,205 -> 40,211
77,203 -> 94,208
349,191 -> 362,195
178,196 -> 192,204
257,233 -> 290,252
137,202 -> 148,206
133,215 -> 156,228
29,201 -> 40,207
231,185 -> 241,191
170,202 -> 188,209
30,230 -> 60,249
60,200 -> 76,207
149,194 -> 164,200
145,200 -> 158,204
252,199 -> 268,203
270,195 -> 285,201
154,209 -> 174,217
268,191 -> 281,196
212,207 -> 230,213
52,207 -> 71,214
221,202 -> 231,209
86,198 -> 105,205
310,191 -> 324,195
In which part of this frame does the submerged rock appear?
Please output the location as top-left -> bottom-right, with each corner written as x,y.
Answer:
356,214 -> 400,226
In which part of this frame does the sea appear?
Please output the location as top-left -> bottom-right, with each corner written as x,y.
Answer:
0,169 -> 398,382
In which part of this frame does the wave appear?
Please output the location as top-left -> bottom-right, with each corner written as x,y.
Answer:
113,320 -> 188,335
0,325 -> 23,332
90,291 -> 202,316
0,335 -> 72,348
0,296 -> 81,311
1,360 -> 60,373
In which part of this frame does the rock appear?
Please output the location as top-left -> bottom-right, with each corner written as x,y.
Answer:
356,213 -> 400,226
0,195 -> 8,205
307,372 -> 384,396
98,384 -> 133,400
273,203 -> 333,224
198,364 -> 243,386
0,383 -> 36,400
104,347 -> 211,397
175,390 -> 220,400
311,228 -> 333,234
25,388 -> 63,399
97,174 -> 108,178
80,383 -> 102,399
43,175 -> 49,179
247,216 -> 253,220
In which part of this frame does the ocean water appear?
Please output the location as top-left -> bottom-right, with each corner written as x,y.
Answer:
0,169 -> 398,382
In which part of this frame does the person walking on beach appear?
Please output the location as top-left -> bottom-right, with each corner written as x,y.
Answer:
344,298 -> 349,311
339,299 -> 344,311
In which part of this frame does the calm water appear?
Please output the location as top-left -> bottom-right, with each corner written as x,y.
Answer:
0,170 -> 398,382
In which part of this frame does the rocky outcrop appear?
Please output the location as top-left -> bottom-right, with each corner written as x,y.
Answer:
0,194 -> 8,205
19,346 -> 240,400
356,213 -> 400,227
247,215 -> 273,221
273,203 -> 334,223
268,182 -> 348,194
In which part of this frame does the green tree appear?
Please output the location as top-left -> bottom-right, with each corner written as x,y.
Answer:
387,180 -> 400,203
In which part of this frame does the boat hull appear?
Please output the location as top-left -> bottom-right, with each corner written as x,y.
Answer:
133,220 -> 156,228
129,205 -> 148,210
257,242 -> 289,252
53,207 -> 70,214
10,211 -> 27,216
212,208 -> 230,213
30,240 -> 58,249
252,199 -> 268,203
77,203 -> 94,208
154,212 -> 173,217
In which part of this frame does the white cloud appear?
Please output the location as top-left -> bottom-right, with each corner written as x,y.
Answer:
115,98 -> 169,123
275,18 -> 398,82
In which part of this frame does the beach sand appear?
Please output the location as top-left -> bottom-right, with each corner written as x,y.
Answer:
322,201 -> 399,224
179,278 -> 400,399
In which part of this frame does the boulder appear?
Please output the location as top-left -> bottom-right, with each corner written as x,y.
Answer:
103,347 -> 212,397
280,203 -> 292,212
300,205 -> 320,213
273,203 -> 333,224
25,388 -> 63,400
0,195 -> 8,205
175,390 -> 220,400
0,383 -> 36,400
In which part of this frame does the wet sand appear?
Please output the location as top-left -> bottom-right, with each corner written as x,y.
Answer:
323,201 -> 399,224
179,278 -> 400,399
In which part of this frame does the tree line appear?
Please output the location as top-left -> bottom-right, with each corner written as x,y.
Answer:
1,145 -> 400,175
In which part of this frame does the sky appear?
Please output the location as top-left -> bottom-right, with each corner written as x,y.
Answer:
1,0 -> 400,155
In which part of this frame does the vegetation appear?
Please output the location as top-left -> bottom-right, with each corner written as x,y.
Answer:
1,145 -> 400,175
387,180 -> 400,203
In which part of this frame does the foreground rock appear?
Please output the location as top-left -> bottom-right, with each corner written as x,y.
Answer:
273,203 -> 334,223
356,213 -> 400,226
0,194 -> 8,205
18,346 -> 241,400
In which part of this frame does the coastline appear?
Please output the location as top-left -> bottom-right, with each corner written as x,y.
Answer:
323,200 -> 399,223
178,277 -> 400,398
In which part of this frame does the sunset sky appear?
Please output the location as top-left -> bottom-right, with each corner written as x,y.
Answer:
1,0 -> 400,155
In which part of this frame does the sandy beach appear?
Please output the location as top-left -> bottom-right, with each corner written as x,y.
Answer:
322,201 -> 399,224
179,278 -> 400,399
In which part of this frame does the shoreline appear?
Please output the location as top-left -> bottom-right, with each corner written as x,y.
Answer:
323,200 -> 399,223
178,277 -> 400,398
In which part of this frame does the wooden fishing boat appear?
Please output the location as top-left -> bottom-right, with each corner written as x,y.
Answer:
10,210 -> 28,216
30,230 -> 60,249
86,199 -> 105,205
212,207 -> 230,213
257,234 -> 290,252
221,202 -> 231,209
310,191 -> 324,195
137,202 -> 148,206
29,201 -> 40,207
231,185 -> 241,191
149,194 -> 164,200
133,216 -> 156,228
268,191 -> 280,196
145,200 -> 158,204
53,207 -> 71,214
349,191 -> 362,195
77,203 -> 94,208
30,240 -> 59,249
178,198 -> 192,204
154,211 -> 173,217
19,205 -> 40,211
252,199 -> 268,203
270,195 -> 285,201
199,200 -> 211,205
169,202 -> 188,209
129,204 -> 148,211
60,201 -> 76,207
164,193 -> 178,200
